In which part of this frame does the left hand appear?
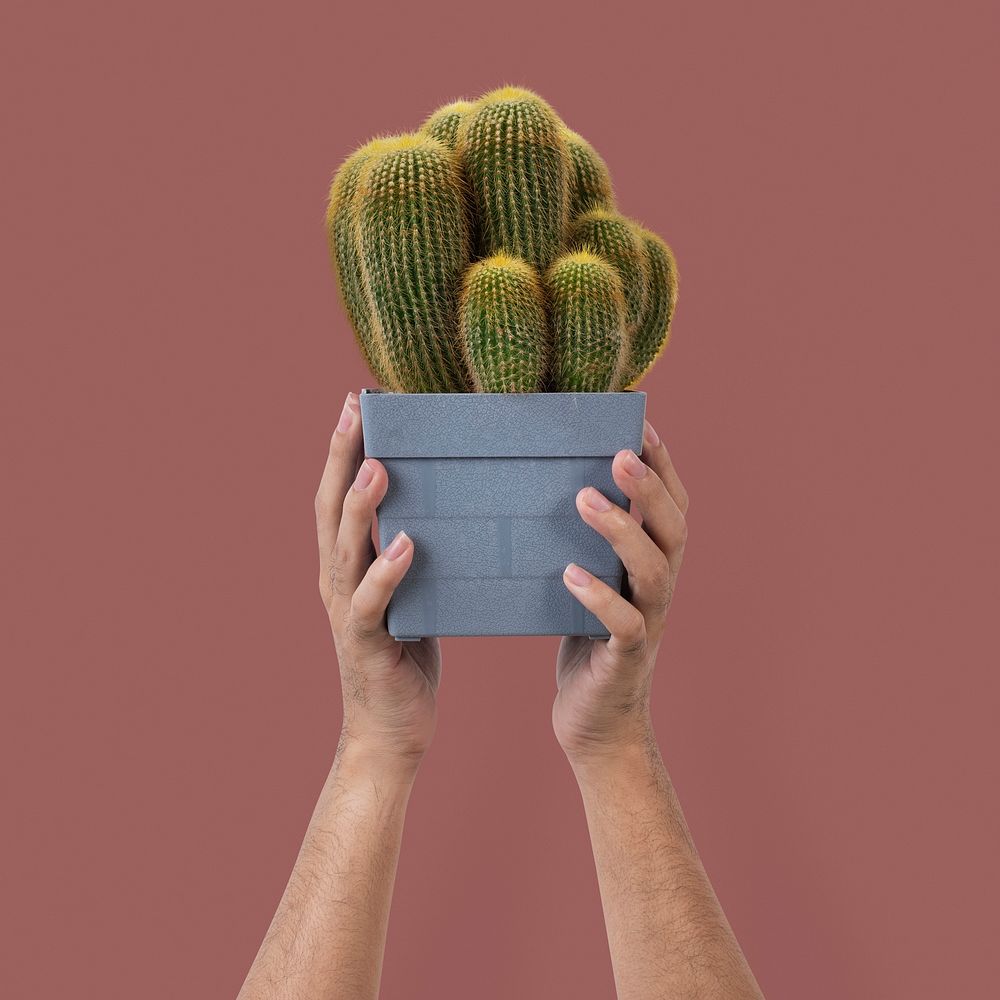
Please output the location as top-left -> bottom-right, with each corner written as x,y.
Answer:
315,392 -> 441,774
553,420 -> 689,763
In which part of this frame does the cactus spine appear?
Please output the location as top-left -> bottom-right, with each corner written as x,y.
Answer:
567,210 -> 649,340
562,127 -> 615,217
459,254 -> 548,393
457,86 -> 570,272
625,229 -> 679,387
545,251 -> 627,392
354,134 -> 472,392
420,100 -> 475,150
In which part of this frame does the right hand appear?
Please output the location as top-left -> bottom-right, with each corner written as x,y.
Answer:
552,420 -> 689,765
315,392 -> 442,774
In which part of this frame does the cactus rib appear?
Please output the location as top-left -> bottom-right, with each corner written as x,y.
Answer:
326,141 -> 395,387
459,254 -> 548,393
420,100 -> 475,150
562,127 -> 615,217
354,134 -> 472,392
545,250 -> 627,392
457,86 -> 571,272
625,229 -> 679,386
567,209 -> 649,342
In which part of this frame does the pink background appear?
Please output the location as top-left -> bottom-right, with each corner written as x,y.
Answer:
3,1 -> 997,996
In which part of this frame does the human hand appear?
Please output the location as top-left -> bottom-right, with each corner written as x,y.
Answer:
315,392 -> 441,777
553,420 -> 689,765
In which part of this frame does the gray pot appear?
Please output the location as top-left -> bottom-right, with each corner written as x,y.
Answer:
359,390 -> 647,639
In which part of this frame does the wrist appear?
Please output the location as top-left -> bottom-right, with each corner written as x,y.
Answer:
566,726 -> 664,788
559,709 -> 656,766
334,732 -> 424,790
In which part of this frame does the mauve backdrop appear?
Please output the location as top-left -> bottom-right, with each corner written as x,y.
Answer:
3,1 -> 997,997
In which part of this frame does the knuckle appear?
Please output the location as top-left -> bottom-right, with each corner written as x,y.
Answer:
345,608 -> 377,645
677,488 -> 690,515
327,549 -> 354,600
314,491 -> 332,520
606,505 -> 635,537
676,516 -> 689,546
344,480 -> 375,516
328,430 -> 350,456
616,608 -> 647,655
616,635 -> 648,660
646,558 -> 673,615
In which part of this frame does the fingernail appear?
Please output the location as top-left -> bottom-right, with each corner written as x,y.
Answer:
564,563 -> 592,587
384,530 -> 410,560
622,449 -> 648,478
643,420 -> 660,448
336,395 -> 355,433
353,460 -> 374,491
581,487 -> 612,512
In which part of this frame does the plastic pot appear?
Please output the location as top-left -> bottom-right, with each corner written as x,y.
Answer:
359,390 -> 646,639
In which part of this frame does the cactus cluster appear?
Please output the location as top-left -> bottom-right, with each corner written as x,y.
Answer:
327,86 -> 678,393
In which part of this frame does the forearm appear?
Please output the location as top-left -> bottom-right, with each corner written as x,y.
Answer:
238,744 -> 415,1000
573,739 -> 762,1000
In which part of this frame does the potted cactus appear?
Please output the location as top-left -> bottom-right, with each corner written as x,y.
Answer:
326,87 -> 678,639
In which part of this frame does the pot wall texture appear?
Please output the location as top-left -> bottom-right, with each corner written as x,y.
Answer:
361,392 -> 646,637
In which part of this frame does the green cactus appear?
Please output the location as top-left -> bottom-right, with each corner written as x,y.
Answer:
327,87 -> 679,393
545,251 -> 627,392
420,99 -> 475,149
562,127 -> 615,217
457,86 -> 570,271
353,134 -> 472,393
326,140 -> 396,387
625,229 -> 679,387
567,209 -> 649,340
459,254 -> 548,393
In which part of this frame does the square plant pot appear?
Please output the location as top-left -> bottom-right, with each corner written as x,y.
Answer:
359,390 -> 647,639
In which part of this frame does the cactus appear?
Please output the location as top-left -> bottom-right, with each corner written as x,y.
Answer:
567,209 -> 649,341
459,254 -> 548,393
545,251 -> 627,392
457,86 -> 570,271
326,87 -> 680,393
326,140 -> 396,387
354,134 -> 472,392
420,100 -> 475,150
624,229 -> 679,387
562,127 -> 615,217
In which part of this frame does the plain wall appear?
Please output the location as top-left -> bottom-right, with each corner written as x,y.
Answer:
3,1 -> 997,996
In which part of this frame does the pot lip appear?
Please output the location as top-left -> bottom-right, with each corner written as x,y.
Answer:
359,388 -> 647,459
360,388 -> 644,397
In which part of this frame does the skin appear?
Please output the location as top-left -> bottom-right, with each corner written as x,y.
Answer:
238,392 -> 764,1000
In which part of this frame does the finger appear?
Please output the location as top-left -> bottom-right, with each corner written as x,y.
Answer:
641,420 -> 689,516
576,487 -> 673,623
562,562 -> 648,660
315,393 -> 363,564
349,530 -> 414,644
611,448 -> 687,570
328,457 -> 389,603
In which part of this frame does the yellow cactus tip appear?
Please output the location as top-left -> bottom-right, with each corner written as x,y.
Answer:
481,252 -> 520,269
434,99 -> 475,115
480,84 -> 542,105
561,249 -> 603,267
350,134 -> 402,159
381,132 -> 433,151
581,206 -> 617,221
